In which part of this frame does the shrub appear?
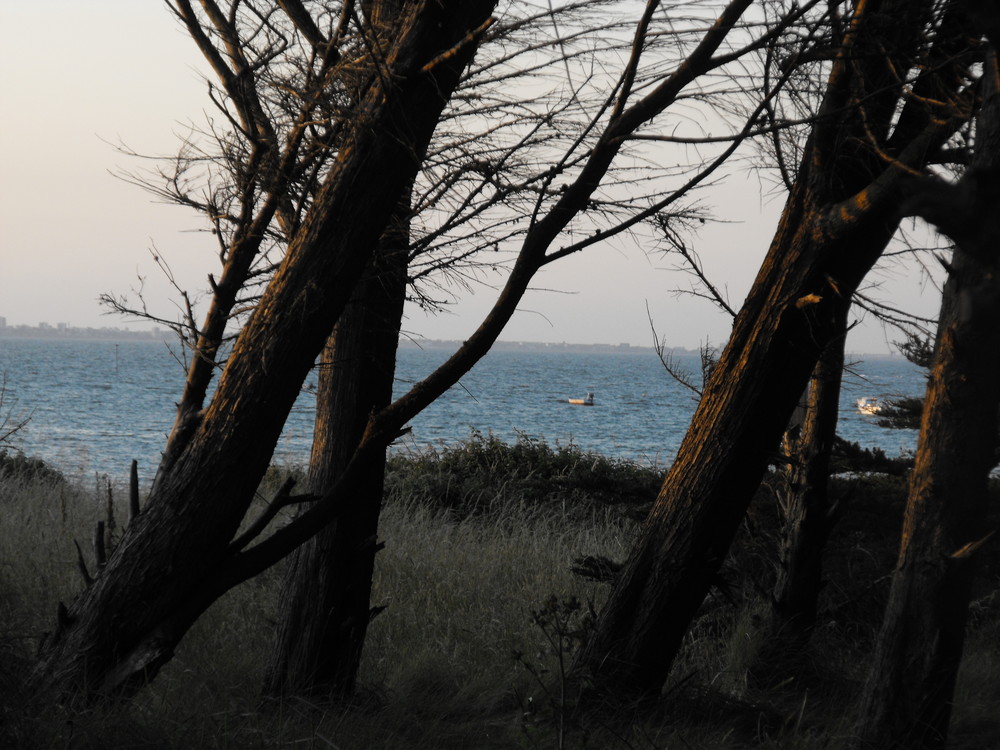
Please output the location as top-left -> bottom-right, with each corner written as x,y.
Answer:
384,431 -> 663,520
0,449 -> 65,486
829,436 -> 913,476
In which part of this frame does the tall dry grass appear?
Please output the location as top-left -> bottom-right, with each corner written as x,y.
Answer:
0,440 -> 998,748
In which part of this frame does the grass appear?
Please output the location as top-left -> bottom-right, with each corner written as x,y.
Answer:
0,437 -> 998,748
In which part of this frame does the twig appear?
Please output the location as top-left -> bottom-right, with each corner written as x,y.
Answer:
648,306 -> 702,397
655,212 -> 737,318
74,540 -> 94,587
228,476 -> 318,552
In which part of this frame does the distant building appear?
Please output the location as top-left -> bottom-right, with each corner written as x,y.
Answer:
0,316 -> 6,329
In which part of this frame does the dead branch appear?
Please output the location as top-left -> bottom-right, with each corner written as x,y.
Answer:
93,521 -> 107,571
228,476 -> 317,553
128,460 -> 140,525
0,373 -> 30,447
648,307 -> 702,397
74,541 -> 93,587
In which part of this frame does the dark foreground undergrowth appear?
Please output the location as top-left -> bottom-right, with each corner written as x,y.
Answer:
1,437 -> 998,748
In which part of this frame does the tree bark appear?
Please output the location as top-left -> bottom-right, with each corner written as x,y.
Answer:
29,1 -> 496,704
572,180 -> 897,699
770,308 -> 847,644
850,47 -> 1000,750
264,214 -> 408,699
572,0 -> 966,699
263,0 -> 411,700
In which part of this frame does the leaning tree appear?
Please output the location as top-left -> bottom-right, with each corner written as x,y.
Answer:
851,7 -> 1000,745
573,0 -> 980,699
32,0 -> 501,702
110,0 -> 765,699
34,0 -> 813,704
261,1 -> 649,698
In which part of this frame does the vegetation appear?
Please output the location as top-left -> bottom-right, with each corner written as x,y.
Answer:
2,442 -> 998,748
6,1 -> 998,746
870,333 -> 932,431
384,431 -> 665,519
46,0 -> 806,703
828,438 -> 914,477
0,450 -> 66,485
573,0 -> 982,714
0,376 -> 29,449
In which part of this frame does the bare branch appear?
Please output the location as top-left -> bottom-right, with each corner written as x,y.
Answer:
73,540 -> 93,588
206,0 -> 790,590
228,476 -> 316,553
649,307 -> 702,397
654,211 -> 737,318
0,373 -> 30,447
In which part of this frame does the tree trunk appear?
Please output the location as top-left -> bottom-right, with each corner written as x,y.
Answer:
28,2 -> 496,704
264,217 -> 408,699
572,182 -> 896,699
770,308 -> 847,644
850,48 -> 1000,750
572,0 -> 961,699
263,0 -> 411,700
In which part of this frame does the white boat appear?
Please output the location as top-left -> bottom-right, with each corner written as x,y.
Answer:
857,397 -> 882,415
568,391 -> 595,406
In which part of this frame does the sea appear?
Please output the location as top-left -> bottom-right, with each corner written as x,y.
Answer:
0,338 -> 924,484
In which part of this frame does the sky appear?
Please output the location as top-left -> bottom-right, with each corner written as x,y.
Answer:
0,3 -> 945,354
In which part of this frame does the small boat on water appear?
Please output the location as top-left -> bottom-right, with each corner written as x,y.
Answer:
568,391 -> 595,406
857,397 -> 882,415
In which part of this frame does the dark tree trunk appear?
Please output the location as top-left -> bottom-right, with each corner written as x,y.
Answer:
572,0 -> 966,699
770,309 -> 847,644
28,2 -> 496,704
572,181 -> 896,699
850,48 -> 1000,750
263,0 -> 411,700
264,219 -> 408,699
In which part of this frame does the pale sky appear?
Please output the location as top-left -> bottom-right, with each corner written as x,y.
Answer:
1,3 -> 944,354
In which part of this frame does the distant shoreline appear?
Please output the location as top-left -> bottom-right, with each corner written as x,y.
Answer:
398,338 -> 905,360
398,338 -> 660,355
0,326 -> 171,343
0,326 -> 904,359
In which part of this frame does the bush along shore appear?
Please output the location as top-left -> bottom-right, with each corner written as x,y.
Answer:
1,436 -> 998,748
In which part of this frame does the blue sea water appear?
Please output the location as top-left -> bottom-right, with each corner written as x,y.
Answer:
0,338 -> 924,482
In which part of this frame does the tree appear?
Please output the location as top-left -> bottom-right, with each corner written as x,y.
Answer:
33,0 -> 800,704
31,0 -> 500,702
262,1 -> 644,698
850,12 -> 1000,745
133,0 -> 727,701
258,0 -> 416,700
573,0 -> 978,699
769,305 -> 848,645
868,331 -> 934,429
264,203 -> 409,699
0,374 -> 29,449
264,172 -> 411,700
